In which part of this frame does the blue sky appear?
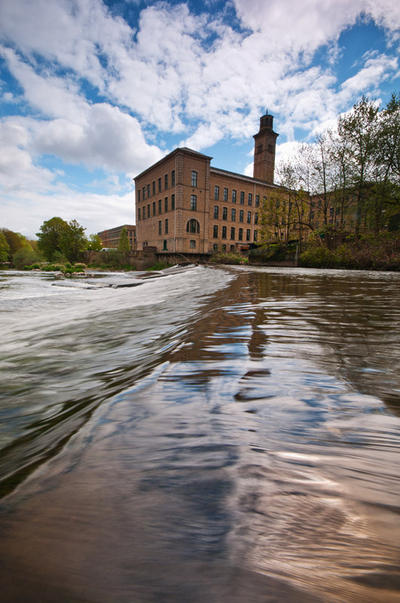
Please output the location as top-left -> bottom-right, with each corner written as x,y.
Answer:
0,0 -> 399,238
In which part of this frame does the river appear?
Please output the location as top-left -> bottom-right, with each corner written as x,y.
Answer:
0,265 -> 399,602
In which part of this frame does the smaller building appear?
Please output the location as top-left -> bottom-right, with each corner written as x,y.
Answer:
97,225 -> 136,250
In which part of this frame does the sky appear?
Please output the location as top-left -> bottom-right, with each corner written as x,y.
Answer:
0,0 -> 400,239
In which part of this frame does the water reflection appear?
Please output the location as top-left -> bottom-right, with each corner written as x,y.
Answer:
0,267 -> 399,602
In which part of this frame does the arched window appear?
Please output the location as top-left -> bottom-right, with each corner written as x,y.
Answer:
186,219 -> 200,234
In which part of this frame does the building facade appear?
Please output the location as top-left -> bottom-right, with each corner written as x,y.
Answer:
98,225 -> 136,250
134,113 -> 281,254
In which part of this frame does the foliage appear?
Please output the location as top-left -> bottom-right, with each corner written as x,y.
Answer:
88,249 -> 134,269
209,252 -> 248,265
37,217 -> 88,262
249,242 -> 296,263
0,228 -> 32,262
299,234 -> 400,271
146,261 -> 174,271
12,247 -> 41,269
0,231 -> 10,263
118,227 -> 130,253
87,234 -> 103,251
272,92 -> 400,242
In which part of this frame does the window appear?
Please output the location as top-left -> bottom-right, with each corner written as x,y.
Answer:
214,185 -> 219,200
222,244 -> 226,252
231,208 -> 236,221
158,221 -> 162,235
190,240 -> 196,249
152,181 -> 156,195
158,177 -> 162,192
143,186 -> 146,200
171,194 -> 175,210
137,189 -> 141,202
222,226 -> 227,239
248,193 -> 252,206
240,191 -> 245,204
147,204 -> 150,218
232,190 -> 237,203
164,174 -> 168,189
230,227 -> 235,240
246,229 -> 251,241
165,197 -> 168,212
213,225 -> 218,238
255,213 -> 258,224
163,240 -> 168,251
239,210 -> 244,222
223,187 -> 228,201
213,243 -> 218,252
186,219 -> 200,234
238,228 -> 243,241
191,171 -> 198,187
190,195 -> 197,210
254,230 -> 258,242
165,219 -> 168,234
147,184 -> 150,198
222,207 -> 227,220
152,201 -> 156,216
158,199 -> 162,214
171,170 -> 175,186
255,195 -> 260,207
247,211 -> 251,224
138,207 -> 141,220
214,205 -> 219,219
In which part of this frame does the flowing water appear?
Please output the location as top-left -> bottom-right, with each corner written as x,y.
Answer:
0,265 -> 399,602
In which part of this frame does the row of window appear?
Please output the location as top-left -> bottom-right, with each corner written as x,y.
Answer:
138,170 -> 177,202
213,225 -> 257,242
138,169 -> 201,203
213,206 -> 258,224
137,195 -> 176,220
213,186 -> 260,206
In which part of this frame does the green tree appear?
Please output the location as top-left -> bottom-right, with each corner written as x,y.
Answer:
118,227 -> 130,252
60,219 -> 88,262
0,231 -> 10,263
37,217 -> 69,261
87,234 -> 103,251
337,97 -> 379,236
37,217 -> 87,262
1,229 -> 31,258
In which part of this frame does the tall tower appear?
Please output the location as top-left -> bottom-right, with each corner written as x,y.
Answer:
253,113 -> 278,184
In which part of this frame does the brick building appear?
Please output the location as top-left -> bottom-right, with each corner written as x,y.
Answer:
97,224 -> 136,250
134,113 -> 283,254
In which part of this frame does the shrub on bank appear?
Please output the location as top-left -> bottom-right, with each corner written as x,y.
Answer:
299,235 -> 400,270
146,261 -> 174,271
209,252 -> 248,265
249,242 -> 297,263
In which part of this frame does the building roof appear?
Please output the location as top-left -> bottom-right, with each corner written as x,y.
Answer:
210,166 -> 283,189
134,147 -> 213,180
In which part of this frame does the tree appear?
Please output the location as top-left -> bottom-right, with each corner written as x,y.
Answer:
37,217 -> 69,261
60,219 -> 88,262
337,97 -> 379,236
0,231 -> 10,263
37,217 -> 87,262
0,229 -> 31,259
87,234 -> 103,251
118,227 -> 130,252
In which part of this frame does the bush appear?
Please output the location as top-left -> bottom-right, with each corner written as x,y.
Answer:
146,261 -> 174,271
12,247 -> 42,269
249,242 -> 297,263
299,246 -> 339,268
209,252 -> 248,265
